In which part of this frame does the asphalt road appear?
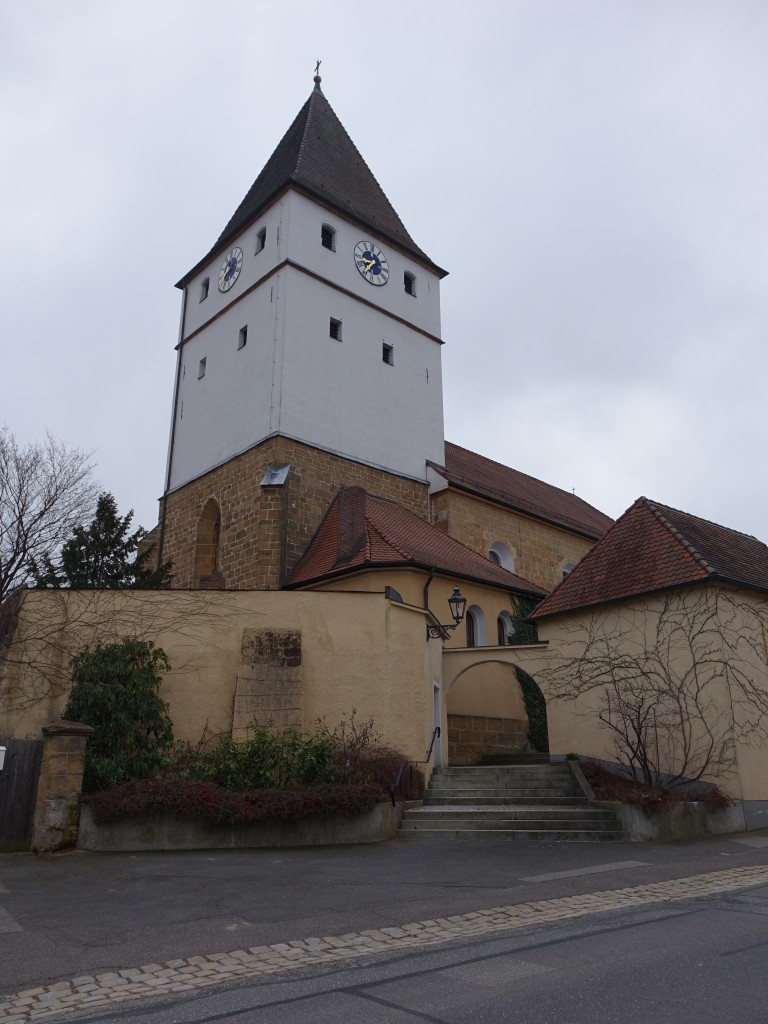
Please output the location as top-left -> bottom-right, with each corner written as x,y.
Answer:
14,880 -> 768,1024
2,832 -> 768,1020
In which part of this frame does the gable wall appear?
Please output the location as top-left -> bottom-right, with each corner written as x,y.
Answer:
430,488 -> 597,592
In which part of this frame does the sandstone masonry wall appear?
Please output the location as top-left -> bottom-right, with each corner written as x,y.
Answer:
431,489 -> 596,592
161,437 -> 429,589
232,628 -> 303,740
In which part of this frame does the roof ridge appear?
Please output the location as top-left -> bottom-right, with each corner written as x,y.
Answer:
433,461 -> 603,535
292,90 -> 316,178
365,511 -> 414,562
641,497 -> 716,576
444,441 -> 592,505
644,496 -> 760,543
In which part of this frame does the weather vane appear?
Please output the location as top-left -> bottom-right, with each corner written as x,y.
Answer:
314,59 -> 322,76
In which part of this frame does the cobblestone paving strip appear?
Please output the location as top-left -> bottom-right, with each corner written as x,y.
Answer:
2,863 -> 768,1023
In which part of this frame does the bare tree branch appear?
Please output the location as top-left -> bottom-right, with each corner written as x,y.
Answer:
540,587 -> 768,788
0,427 -> 98,600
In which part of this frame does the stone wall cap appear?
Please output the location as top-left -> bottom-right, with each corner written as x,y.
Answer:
42,721 -> 95,737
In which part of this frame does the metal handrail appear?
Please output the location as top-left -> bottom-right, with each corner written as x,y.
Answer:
389,726 -> 441,807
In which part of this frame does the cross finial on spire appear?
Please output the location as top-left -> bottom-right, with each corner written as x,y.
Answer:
313,59 -> 322,88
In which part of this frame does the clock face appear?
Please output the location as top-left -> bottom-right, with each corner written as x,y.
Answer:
218,247 -> 244,292
354,241 -> 389,286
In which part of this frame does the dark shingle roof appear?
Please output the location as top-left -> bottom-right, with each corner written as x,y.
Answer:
431,443 -> 613,541
285,487 -> 546,596
532,497 -> 768,619
179,84 -> 443,285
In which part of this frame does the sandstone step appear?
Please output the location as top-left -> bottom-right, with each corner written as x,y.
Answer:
476,753 -> 552,765
428,773 -> 575,785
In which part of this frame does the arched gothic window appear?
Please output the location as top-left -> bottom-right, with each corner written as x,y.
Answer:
195,497 -> 221,586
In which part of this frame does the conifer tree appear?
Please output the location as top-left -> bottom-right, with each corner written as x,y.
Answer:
31,492 -> 172,589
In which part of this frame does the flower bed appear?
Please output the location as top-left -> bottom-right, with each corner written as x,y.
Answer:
82,779 -> 384,827
579,761 -> 731,815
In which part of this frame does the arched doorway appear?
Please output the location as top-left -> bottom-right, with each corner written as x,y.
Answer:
195,498 -> 222,587
445,658 -> 548,765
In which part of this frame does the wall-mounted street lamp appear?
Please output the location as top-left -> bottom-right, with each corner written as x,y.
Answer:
426,587 -> 468,640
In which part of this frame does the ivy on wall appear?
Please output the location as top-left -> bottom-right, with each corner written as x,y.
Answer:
516,666 -> 549,752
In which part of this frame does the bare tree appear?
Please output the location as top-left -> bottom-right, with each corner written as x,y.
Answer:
0,427 -> 97,601
540,588 -> 768,788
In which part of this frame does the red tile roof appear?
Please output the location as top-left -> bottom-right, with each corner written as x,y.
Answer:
432,443 -> 613,541
285,487 -> 546,595
532,497 -> 768,619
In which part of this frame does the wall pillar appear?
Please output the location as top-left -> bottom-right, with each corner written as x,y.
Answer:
32,721 -> 94,854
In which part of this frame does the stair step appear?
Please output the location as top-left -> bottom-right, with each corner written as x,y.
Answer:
401,819 -> 619,832
409,763 -> 623,840
398,829 -> 627,842
476,753 -> 552,765
430,770 -> 573,774
429,776 -> 576,786
403,807 -> 617,821
428,794 -> 589,802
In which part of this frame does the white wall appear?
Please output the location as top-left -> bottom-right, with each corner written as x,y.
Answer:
167,187 -> 445,490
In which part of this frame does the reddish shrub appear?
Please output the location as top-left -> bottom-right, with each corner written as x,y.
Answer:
579,761 -> 731,816
82,780 -> 383,826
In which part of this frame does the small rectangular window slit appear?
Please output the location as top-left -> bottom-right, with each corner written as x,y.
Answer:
382,343 -> 394,365
199,278 -> 210,302
238,325 -> 247,349
198,357 -> 207,379
329,317 -> 342,341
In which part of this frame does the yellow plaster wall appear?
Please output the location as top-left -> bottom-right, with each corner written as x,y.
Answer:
0,589 -> 436,771
534,586 -> 768,799
307,568 -> 531,651
447,662 -> 527,720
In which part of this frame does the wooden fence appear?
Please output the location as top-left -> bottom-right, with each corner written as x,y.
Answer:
0,738 -> 44,851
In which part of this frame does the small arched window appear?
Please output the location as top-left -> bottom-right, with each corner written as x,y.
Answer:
321,224 -> 336,251
404,271 -> 416,296
497,611 -> 515,646
466,605 -> 486,647
488,541 -> 515,573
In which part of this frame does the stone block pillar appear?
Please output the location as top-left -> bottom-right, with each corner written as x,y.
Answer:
32,721 -> 94,854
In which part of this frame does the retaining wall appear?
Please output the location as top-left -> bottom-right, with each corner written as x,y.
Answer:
77,800 -> 407,852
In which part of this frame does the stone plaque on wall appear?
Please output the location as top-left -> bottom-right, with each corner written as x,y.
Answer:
232,629 -> 302,741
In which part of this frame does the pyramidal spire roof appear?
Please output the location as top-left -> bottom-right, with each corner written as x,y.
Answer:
531,497 -> 768,620
181,77 -> 443,284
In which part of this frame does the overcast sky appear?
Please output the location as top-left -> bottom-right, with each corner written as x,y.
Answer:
3,1 -> 768,543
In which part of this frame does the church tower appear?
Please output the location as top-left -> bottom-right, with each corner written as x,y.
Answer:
159,75 -> 448,589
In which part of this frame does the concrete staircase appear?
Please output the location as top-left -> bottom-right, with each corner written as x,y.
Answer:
399,764 -> 625,842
